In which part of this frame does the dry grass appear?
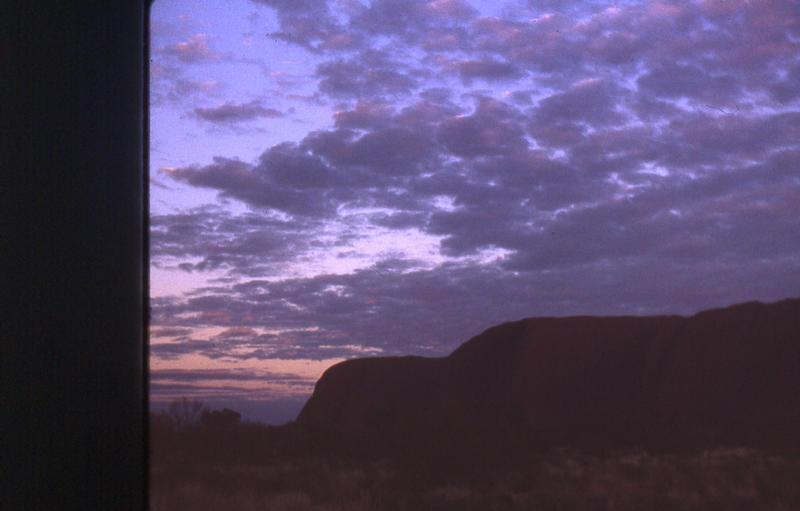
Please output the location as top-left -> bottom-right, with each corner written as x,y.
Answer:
150,447 -> 800,510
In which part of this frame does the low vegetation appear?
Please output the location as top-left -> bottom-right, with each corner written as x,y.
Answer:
150,400 -> 800,511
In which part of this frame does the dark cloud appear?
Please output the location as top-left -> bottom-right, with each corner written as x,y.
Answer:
257,0 -> 480,54
531,78 -> 628,129
333,100 -> 395,130
150,339 -> 221,360
150,327 -> 194,338
419,87 -> 454,104
253,0 -> 359,53
193,100 -> 283,123
525,0 -> 607,14
471,14 -> 583,83
566,125 -> 664,176
167,156 -> 337,218
656,111 -> 800,169
316,50 -> 420,98
258,141 -> 351,189
419,25 -> 473,51
527,122 -> 585,148
309,126 -> 441,175
437,97 -> 528,157
251,0 -> 328,17
271,17 -> 360,53
628,93 -> 683,123
445,58 -> 525,84
214,327 -> 260,339
395,99 -> 462,128
149,64 -> 220,107
151,205 -> 318,276
165,127 -> 439,223
637,64 -> 741,107
350,0 -> 477,39
499,156 -> 800,273
699,0 -> 800,75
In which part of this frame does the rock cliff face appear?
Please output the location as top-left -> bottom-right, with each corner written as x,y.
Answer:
297,299 -> 800,456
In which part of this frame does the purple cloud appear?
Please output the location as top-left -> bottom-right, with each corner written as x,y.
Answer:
637,64 -> 741,106
252,0 -> 355,53
193,100 -> 283,123
316,50 -> 421,98
531,78 -> 628,129
445,58 -> 525,84
437,97 -> 527,157
151,205 -> 321,277
350,0 -> 477,38
150,327 -> 194,338
334,101 -> 395,130
167,156 -> 337,218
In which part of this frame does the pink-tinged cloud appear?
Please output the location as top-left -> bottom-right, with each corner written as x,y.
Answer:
334,101 -> 396,130
425,0 -> 478,21
162,34 -> 219,62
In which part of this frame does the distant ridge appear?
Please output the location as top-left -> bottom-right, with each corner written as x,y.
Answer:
296,299 -> 800,459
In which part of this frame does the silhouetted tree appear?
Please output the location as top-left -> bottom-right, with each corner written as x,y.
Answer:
166,397 -> 206,430
200,408 -> 241,430
150,410 -> 176,434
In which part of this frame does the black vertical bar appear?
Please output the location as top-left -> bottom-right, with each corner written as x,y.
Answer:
4,1 -> 148,508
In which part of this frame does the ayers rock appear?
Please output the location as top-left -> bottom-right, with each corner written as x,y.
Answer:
296,299 -> 800,458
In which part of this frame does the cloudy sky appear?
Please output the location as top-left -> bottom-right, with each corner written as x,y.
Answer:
149,0 -> 800,424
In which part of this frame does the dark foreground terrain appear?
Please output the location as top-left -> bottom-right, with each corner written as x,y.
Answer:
150,427 -> 800,511
151,299 -> 800,509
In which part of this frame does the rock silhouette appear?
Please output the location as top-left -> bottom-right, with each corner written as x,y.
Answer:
297,299 -> 800,459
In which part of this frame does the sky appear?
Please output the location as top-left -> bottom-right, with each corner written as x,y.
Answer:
149,0 -> 800,424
